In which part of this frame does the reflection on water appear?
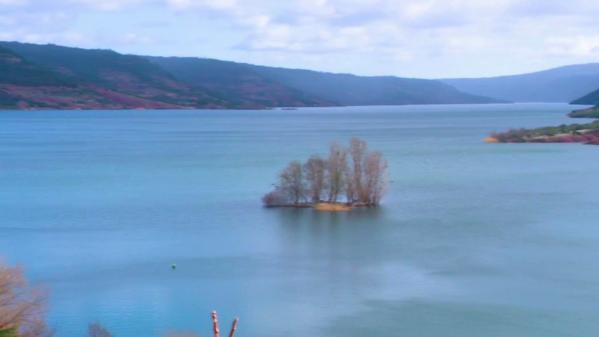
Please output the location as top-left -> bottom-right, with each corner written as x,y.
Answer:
275,207 -> 389,259
277,207 -> 387,235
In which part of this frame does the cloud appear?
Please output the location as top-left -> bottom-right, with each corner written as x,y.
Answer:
70,0 -> 147,11
165,0 -> 237,11
547,35 -> 599,57
2,0 -> 599,77
0,0 -> 27,5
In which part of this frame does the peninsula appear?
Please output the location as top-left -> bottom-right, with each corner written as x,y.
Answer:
487,121 -> 599,145
486,98 -> 599,145
569,105 -> 599,118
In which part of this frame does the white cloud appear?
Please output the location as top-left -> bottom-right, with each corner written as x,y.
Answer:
70,0 -> 146,11
165,0 -> 237,11
3,0 -> 599,77
118,32 -> 155,45
0,0 -> 27,5
547,35 -> 599,57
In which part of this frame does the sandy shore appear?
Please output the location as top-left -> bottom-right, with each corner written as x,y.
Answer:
313,203 -> 353,212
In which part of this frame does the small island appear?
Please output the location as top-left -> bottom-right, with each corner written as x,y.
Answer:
263,138 -> 388,211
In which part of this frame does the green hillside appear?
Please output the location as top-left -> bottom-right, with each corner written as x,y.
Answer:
571,87 -> 599,105
0,45 -> 108,109
1,42 -> 226,108
0,46 -> 75,87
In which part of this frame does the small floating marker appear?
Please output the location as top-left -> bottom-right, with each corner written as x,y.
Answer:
171,263 -> 177,270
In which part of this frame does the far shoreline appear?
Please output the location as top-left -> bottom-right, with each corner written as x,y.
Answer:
0,102 -> 520,112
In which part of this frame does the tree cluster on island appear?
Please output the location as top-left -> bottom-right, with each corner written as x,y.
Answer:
262,138 -> 388,209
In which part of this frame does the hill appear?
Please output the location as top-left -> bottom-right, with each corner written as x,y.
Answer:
0,45 -> 113,109
0,41 -> 500,110
146,57 -> 334,108
0,42 -> 228,109
149,56 -> 500,106
252,65 -> 502,105
443,63 -> 599,102
0,46 -> 75,87
571,87 -> 599,105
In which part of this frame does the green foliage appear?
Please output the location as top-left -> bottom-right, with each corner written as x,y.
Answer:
0,90 -> 19,107
0,46 -> 76,87
492,120 -> 599,142
0,42 -> 168,88
571,88 -> 599,105
0,328 -> 18,337
0,42 -> 228,109
569,106 -> 599,118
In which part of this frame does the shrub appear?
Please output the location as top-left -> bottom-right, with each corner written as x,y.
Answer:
0,263 -> 51,337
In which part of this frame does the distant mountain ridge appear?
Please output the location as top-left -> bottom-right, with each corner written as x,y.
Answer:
0,41 -> 499,110
442,63 -> 599,103
148,56 -> 498,106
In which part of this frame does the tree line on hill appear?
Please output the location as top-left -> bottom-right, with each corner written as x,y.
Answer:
262,138 -> 388,207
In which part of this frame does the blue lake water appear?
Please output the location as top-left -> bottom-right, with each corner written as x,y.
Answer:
2,103 -> 599,337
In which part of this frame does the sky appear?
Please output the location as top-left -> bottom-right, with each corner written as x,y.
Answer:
1,0 -> 599,78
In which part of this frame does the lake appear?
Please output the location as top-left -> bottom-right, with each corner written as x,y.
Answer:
2,103 -> 599,337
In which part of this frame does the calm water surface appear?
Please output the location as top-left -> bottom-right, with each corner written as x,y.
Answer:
2,104 -> 599,337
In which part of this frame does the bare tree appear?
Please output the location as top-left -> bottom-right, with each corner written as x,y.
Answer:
363,151 -> 388,206
227,318 -> 238,337
263,138 -> 388,208
279,161 -> 305,205
303,155 -> 327,203
210,311 -> 238,337
162,311 -> 237,337
88,323 -> 113,337
211,311 -> 220,337
262,188 -> 290,207
0,263 -> 51,337
347,138 -> 368,203
326,143 -> 348,203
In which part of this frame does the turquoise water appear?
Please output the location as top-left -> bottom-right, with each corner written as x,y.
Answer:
2,103 -> 599,337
